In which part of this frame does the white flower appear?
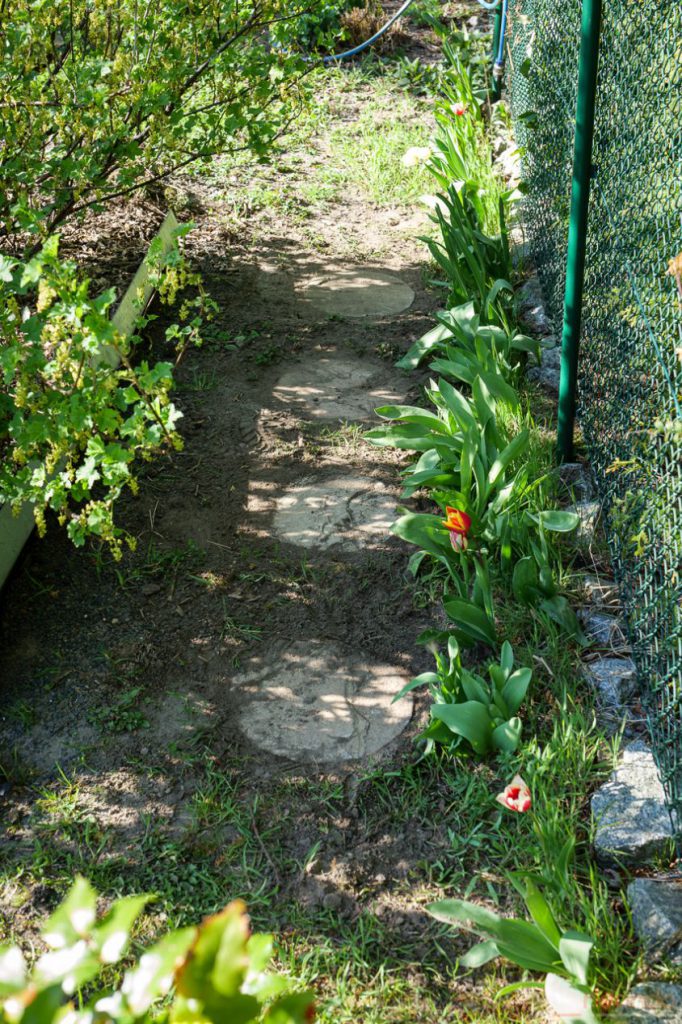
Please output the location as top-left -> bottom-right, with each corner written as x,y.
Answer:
0,947 -> 27,988
401,146 -> 431,168
100,931 -> 128,964
36,941 -> 89,991
545,973 -> 593,1019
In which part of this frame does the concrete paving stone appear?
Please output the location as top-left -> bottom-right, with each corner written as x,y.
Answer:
232,641 -> 414,763
301,269 -> 414,318
272,351 -> 405,421
628,877 -> 682,964
268,476 -> 396,552
592,741 -> 674,866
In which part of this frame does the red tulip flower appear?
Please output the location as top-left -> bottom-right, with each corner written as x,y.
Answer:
496,775 -> 532,813
441,506 -> 472,552
453,102 -> 468,116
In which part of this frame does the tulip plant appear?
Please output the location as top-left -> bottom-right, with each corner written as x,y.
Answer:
395,639 -> 532,756
429,879 -> 599,1024
0,878 -> 314,1024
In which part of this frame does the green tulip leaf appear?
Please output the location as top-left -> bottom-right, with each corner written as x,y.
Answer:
558,931 -> 593,986
491,717 -> 522,753
443,598 -> 498,646
427,899 -> 503,937
460,939 -> 500,968
501,667 -> 532,715
524,880 -> 562,950
392,513 -> 452,559
431,701 -> 492,754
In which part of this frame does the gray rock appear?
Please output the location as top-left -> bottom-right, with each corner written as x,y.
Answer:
578,611 -> 626,648
592,741 -> 674,865
582,574 -> 620,608
556,461 -> 596,501
628,877 -> 682,964
527,344 -> 560,393
518,275 -> 553,335
584,656 -> 638,707
584,656 -> 638,735
611,983 -> 682,1022
572,499 -> 602,547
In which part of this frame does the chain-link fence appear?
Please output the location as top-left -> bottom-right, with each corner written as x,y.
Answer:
505,0 -> 682,838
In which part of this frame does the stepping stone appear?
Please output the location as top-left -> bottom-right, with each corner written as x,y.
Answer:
272,351 -> 405,421
612,983 -> 682,1023
592,740 -> 674,866
232,641 -> 413,763
302,269 -> 414,318
268,476 -> 396,552
628,876 -> 682,964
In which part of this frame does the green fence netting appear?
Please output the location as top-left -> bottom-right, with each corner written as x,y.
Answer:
505,0 -> 682,838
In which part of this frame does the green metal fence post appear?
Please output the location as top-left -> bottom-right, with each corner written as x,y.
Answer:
490,4 -> 503,103
557,0 -> 603,460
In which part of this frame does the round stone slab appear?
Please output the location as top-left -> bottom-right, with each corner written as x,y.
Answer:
303,270 -> 414,318
271,476 -> 395,551
233,641 -> 413,763
272,351 -> 405,420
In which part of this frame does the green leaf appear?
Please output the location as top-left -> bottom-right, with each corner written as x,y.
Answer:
427,899 -> 503,937
94,895 -> 152,964
392,673 -> 440,703
42,877 -> 97,950
122,928 -> 196,1015
443,598 -> 498,646
374,405 -> 450,433
512,556 -> 541,604
495,919 -> 561,973
529,510 -> 580,532
0,947 -> 27,995
487,430 -> 530,493
558,931 -> 593,986
460,939 -> 500,968
540,596 -> 587,642
501,667 -> 532,715
480,370 -> 520,409
392,513 -> 451,559
436,378 -> 478,433
460,671 -> 490,704
396,321 -> 451,368
491,717 -> 522,752
500,640 -> 514,673
431,701 -> 492,754
524,881 -> 561,950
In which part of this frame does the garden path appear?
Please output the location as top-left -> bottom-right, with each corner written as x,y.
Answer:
0,28 -> 516,1023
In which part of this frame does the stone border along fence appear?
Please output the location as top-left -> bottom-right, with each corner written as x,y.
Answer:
501,0 -> 682,846
495,135 -> 682,1020
0,210 -> 180,592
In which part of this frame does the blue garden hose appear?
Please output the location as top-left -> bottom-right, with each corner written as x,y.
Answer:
494,0 -> 509,75
309,0 -> 509,77
321,0 -> 419,63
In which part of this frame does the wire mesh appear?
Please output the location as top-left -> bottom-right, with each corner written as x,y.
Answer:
506,0 -> 682,838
